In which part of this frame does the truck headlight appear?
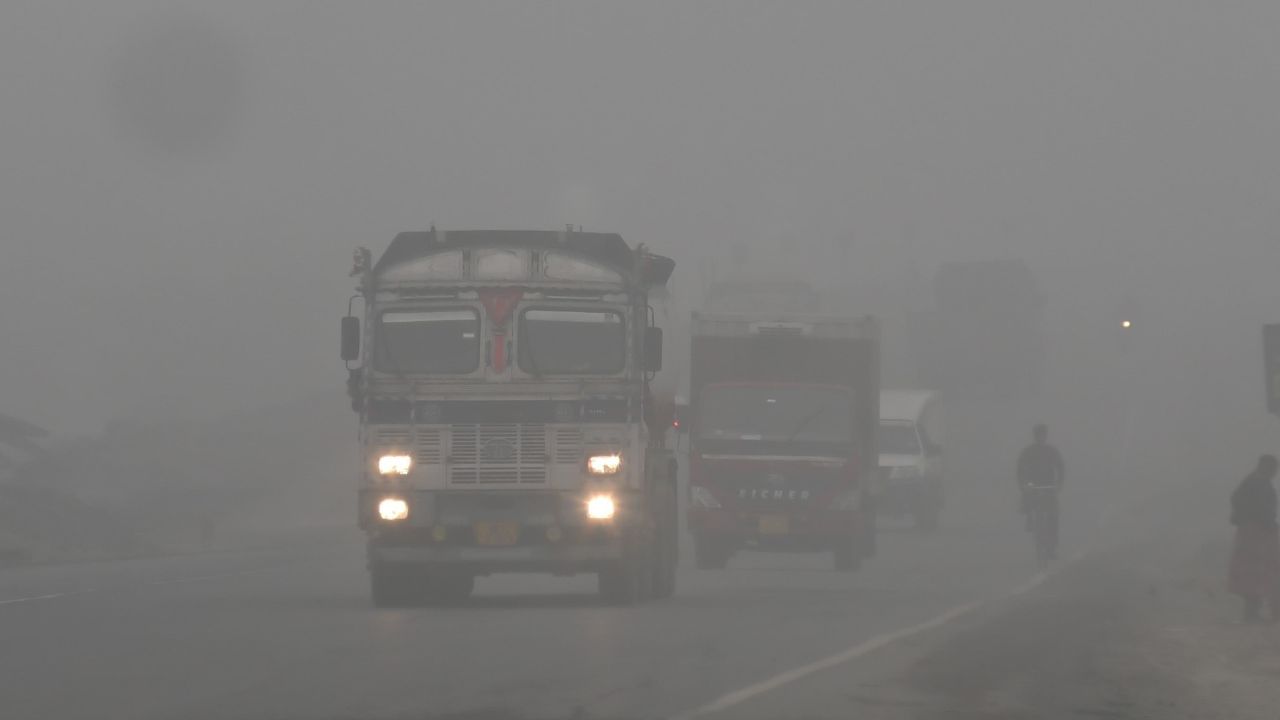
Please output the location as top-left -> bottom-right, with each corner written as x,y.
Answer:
586,454 -> 622,476
377,497 -> 410,521
586,493 -> 617,520
378,454 -> 412,476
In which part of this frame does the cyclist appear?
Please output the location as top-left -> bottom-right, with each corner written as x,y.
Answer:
1017,423 -> 1065,559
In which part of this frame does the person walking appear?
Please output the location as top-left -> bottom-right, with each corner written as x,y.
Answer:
1229,454 -> 1279,623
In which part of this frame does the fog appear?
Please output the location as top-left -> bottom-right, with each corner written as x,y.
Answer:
2,3 -> 1278,718
1,2 -> 1277,435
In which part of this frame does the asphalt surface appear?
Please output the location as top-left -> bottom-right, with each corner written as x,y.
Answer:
700,510 -> 1238,720
0,495 -> 1060,720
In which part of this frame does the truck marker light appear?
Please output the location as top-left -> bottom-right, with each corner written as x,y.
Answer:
586,494 -> 616,520
378,454 -> 412,476
587,454 -> 622,476
378,497 -> 410,521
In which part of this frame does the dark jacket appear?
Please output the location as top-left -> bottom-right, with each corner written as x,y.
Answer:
1017,442 -> 1065,488
1231,471 -> 1278,529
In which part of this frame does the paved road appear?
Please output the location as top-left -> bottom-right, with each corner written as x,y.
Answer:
0,498 -> 1054,720
699,503 -> 1232,720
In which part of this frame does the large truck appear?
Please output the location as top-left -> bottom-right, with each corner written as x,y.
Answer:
341,229 -> 679,606
684,306 -> 881,571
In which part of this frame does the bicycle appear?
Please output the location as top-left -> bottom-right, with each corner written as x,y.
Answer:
1023,484 -> 1059,570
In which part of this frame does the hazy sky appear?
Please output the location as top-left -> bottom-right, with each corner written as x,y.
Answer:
4,2 -> 1280,433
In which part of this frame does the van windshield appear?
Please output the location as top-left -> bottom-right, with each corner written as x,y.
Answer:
878,423 -> 922,455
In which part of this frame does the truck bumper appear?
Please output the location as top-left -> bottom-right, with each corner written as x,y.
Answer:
688,507 -> 862,551
361,489 -> 636,575
368,542 -> 622,574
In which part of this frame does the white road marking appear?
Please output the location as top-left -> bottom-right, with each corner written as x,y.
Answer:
667,600 -> 981,720
1009,571 -> 1049,596
0,590 -> 91,605
669,550 -> 1087,720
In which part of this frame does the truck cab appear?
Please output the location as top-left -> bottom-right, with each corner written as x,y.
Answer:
342,230 -> 678,606
685,310 -> 880,571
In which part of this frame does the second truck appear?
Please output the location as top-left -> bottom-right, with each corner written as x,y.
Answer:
684,285 -> 881,571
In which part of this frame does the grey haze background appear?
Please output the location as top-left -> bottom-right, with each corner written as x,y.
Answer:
3,0 -> 1280,455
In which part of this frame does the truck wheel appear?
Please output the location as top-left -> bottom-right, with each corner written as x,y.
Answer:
599,533 -> 645,605
862,503 -> 879,557
636,532 -> 656,602
599,558 -> 639,605
427,572 -> 475,606
833,536 -> 861,572
370,565 -> 426,608
693,535 -> 730,570
652,486 -> 679,599
913,506 -> 940,532
653,532 -> 678,599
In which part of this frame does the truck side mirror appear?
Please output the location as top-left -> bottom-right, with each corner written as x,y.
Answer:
645,327 -> 663,372
341,316 -> 361,362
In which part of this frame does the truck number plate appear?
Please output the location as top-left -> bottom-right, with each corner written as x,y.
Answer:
475,521 -> 520,546
758,514 -> 789,536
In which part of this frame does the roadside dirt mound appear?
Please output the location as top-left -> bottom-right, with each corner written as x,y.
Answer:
891,553 -> 1196,720
0,483 -> 149,565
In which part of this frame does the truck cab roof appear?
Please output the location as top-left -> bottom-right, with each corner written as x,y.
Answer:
371,229 -> 674,287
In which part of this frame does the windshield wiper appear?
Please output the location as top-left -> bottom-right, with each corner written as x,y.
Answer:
374,326 -> 421,428
786,406 -> 833,443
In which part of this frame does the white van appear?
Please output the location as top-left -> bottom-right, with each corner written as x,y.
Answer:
878,390 -> 944,530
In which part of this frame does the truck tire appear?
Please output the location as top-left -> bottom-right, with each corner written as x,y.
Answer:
861,502 -> 878,557
833,535 -> 861,572
693,535 -> 730,570
913,506 -> 940,532
370,565 -> 427,608
426,572 -> 475,606
653,542 -> 677,599
599,558 -> 640,605
652,484 -> 679,599
636,532 -> 656,602
599,533 -> 647,605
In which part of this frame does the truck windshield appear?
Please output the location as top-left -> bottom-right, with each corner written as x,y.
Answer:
878,422 -> 922,455
698,386 -> 854,444
519,309 -> 626,375
376,309 -> 480,374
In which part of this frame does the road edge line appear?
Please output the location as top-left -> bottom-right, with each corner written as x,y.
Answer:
0,590 -> 91,606
668,554 -> 1081,720
667,600 -> 980,720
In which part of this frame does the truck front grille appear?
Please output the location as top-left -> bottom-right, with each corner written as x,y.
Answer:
553,427 -> 585,464
367,427 -> 443,465
448,423 -> 548,486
